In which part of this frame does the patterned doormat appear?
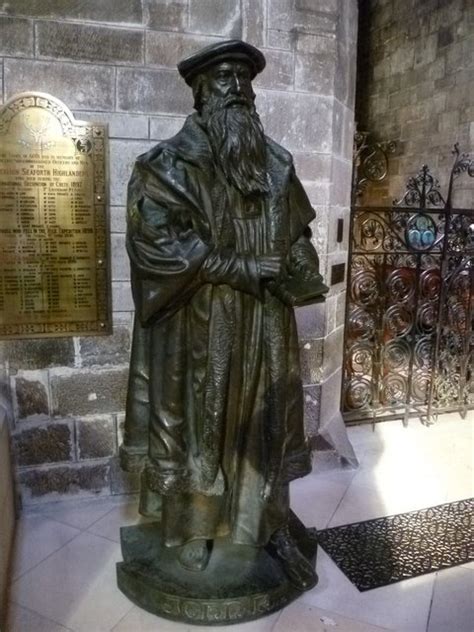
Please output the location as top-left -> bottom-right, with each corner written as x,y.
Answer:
317,498 -> 473,591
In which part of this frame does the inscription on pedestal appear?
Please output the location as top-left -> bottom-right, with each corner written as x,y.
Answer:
0,92 -> 111,339
117,518 -> 318,625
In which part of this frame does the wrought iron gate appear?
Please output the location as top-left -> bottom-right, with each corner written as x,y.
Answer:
343,145 -> 474,424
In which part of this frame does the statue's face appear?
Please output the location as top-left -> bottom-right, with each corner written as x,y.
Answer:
197,59 -> 268,196
205,61 -> 255,106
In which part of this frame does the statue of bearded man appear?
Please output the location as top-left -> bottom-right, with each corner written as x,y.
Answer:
120,40 -> 327,596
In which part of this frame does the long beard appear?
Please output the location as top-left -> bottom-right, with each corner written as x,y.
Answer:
202,95 -> 269,197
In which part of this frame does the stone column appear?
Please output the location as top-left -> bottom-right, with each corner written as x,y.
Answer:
244,0 -> 359,467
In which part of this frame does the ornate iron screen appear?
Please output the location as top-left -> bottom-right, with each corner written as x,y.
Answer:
343,146 -> 473,424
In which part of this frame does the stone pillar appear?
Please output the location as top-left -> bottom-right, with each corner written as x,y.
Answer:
245,0 -> 358,467
0,381 -> 15,622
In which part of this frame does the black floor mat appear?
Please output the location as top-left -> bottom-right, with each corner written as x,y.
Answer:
317,498 -> 473,591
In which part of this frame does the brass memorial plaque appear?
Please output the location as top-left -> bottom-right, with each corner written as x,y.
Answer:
0,92 -> 111,339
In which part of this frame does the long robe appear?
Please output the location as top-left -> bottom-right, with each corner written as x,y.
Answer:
120,113 -> 323,547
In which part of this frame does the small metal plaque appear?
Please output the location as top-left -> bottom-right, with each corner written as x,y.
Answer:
0,92 -> 111,339
330,263 -> 346,286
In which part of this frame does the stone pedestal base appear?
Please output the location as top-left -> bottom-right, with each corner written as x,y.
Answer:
117,513 -> 318,626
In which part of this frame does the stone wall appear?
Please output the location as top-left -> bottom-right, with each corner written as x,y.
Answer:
0,0 -> 358,505
0,406 -> 15,624
357,0 -> 473,205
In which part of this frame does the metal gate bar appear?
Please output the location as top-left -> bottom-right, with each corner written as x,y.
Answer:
343,145 -> 473,425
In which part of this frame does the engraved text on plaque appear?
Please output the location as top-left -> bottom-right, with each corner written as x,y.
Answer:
0,92 -> 111,339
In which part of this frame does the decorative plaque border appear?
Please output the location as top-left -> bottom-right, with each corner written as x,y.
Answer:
0,92 -> 112,339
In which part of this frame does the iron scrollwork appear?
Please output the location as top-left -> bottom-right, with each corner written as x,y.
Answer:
353,130 -> 397,200
344,145 -> 474,425
394,164 -> 446,208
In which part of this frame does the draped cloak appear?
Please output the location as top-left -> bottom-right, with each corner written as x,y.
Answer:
120,113 -> 323,548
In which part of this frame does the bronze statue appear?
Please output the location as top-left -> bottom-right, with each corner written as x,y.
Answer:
118,40 -> 328,624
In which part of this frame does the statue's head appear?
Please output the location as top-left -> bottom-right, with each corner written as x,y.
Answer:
178,40 -> 268,196
178,39 -> 265,110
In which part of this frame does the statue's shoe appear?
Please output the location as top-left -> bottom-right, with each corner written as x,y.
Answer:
270,527 -> 318,591
177,539 -> 211,572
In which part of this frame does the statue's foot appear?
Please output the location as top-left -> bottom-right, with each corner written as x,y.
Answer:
270,526 -> 318,591
177,539 -> 211,572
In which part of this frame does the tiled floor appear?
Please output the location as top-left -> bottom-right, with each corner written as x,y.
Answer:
5,412 -> 473,632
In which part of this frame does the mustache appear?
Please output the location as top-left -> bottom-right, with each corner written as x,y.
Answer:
222,95 -> 251,108
202,93 -> 253,115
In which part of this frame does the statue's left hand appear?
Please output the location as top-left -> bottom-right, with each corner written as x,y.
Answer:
256,255 -> 288,282
261,481 -> 271,501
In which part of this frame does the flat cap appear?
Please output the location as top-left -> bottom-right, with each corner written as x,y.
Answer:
178,39 -> 266,85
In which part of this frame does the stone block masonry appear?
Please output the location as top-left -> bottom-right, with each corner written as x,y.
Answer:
0,0 -> 358,504
357,0 -> 474,205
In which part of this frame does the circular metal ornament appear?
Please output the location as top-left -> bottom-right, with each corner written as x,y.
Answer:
405,213 -> 437,251
450,270 -> 470,302
348,307 -> 376,341
345,378 -> 372,410
414,337 -> 433,369
381,374 -> 407,405
349,342 -> 374,374
386,269 -> 416,304
416,303 -> 437,335
420,268 -> 441,302
360,216 -> 385,250
351,269 -> 379,307
447,300 -> 468,332
384,305 -> 413,338
383,339 -> 411,372
411,371 -> 431,402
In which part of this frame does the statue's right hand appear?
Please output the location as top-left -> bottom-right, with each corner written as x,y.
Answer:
256,255 -> 287,281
